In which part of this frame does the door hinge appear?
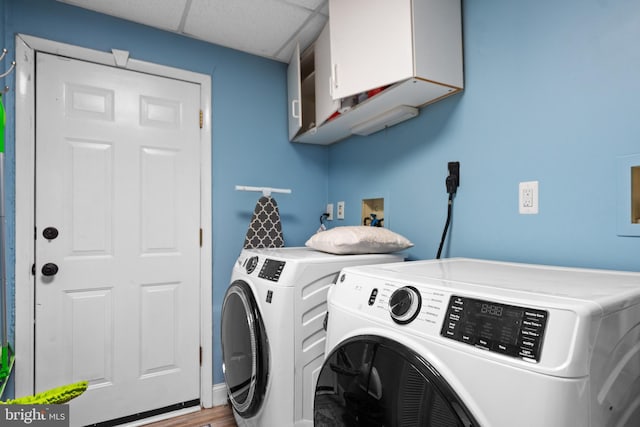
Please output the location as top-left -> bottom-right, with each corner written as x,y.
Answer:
199,346 -> 203,366
199,110 -> 203,129
199,228 -> 203,247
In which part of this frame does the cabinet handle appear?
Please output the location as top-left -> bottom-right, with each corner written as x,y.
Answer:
333,64 -> 339,88
291,99 -> 300,119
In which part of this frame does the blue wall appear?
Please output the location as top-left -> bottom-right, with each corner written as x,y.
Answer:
328,0 -> 640,272
1,0 -> 328,389
0,0 -> 4,57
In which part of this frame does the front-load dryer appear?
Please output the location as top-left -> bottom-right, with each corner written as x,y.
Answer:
221,247 -> 404,427
314,258 -> 640,427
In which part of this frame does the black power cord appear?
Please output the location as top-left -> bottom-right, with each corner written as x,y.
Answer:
436,162 -> 459,259
320,212 -> 330,225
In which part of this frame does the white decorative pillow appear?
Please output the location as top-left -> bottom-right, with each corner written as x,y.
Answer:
305,226 -> 413,255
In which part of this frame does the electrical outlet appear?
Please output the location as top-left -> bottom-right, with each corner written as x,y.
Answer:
519,181 -> 539,214
447,161 -> 460,195
326,203 -> 334,221
337,201 -> 345,219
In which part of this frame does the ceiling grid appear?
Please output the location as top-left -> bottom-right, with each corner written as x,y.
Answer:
57,0 -> 329,62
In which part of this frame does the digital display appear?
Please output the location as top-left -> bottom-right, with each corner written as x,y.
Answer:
480,303 -> 503,317
441,295 -> 548,362
258,259 -> 285,282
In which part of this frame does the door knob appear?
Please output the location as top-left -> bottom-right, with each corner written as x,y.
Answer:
41,263 -> 59,277
43,227 -> 59,240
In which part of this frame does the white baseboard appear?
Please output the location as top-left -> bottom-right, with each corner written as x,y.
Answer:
212,383 -> 229,407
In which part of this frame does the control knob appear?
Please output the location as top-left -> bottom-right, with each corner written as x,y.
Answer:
246,256 -> 259,274
389,286 -> 422,324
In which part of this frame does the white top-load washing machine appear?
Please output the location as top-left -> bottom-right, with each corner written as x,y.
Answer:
221,247 -> 404,427
314,258 -> 640,427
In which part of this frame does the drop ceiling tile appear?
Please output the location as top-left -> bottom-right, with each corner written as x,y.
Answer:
185,0 -> 312,60
276,13 -> 327,62
57,0 -> 188,32
57,0 -> 329,63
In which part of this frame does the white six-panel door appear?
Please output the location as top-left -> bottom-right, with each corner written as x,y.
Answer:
34,52 -> 201,426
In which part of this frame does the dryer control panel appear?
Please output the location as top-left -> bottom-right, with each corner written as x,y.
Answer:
258,258 -> 286,282
441,295 -> 548,363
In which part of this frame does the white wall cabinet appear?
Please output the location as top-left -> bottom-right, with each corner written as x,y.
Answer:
329,0 -> 415,101
288,0 -> 463,145
287,43 -> 319,140
287,43 -> 303,140
287,23 -> 340,141
314,23 -> 340,128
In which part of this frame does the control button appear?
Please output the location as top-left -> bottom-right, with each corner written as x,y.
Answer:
476,338 -> 492,349
521,339 -> 536,348
523,319 -> 542,328
389,286 -> 422,324
519,348 -> 534,358
368,288 -> 379,306
495,343 -> 515,355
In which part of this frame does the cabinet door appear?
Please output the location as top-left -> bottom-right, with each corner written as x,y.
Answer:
315,23 -> 340,127
287,43 -> 302,140
329,0 -> 414,100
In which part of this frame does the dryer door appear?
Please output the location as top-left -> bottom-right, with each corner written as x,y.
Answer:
221,280 -> 269,417
314,335 -> 478,427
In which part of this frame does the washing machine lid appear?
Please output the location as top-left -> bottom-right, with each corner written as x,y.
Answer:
221,280 -> 269,418
239,246 -> 404,264
234,247 -> 404,286
341,258 -> 640,314
314,335 -> 478,427
239,247 -> 343,263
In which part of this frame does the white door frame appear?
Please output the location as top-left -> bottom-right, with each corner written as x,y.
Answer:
14,34 -> 213,408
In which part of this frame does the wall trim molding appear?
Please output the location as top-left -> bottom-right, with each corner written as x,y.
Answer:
212,383 -> 229,407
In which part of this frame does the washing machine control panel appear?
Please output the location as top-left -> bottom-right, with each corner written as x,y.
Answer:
258,258 -> 286,282
441,295 -> 548,363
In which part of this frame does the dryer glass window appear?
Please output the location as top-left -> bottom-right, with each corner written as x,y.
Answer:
314,335 -> 476,427
221,281 -> 269,417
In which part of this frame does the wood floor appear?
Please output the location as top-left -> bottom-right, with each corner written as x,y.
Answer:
142,405 -> 237,427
